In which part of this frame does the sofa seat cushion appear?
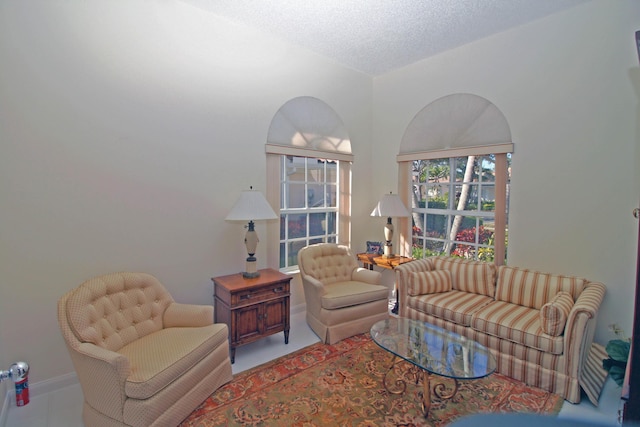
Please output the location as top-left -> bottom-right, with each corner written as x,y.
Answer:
321,281 -> 388,310
471,301 -> 564,354
120,323 -> 228,399
431,257 -> 497,297
407,290 -> 493,327
495,266 -> 586,310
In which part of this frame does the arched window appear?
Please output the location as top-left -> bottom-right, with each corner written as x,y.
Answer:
396,94 -> 513,265
265,97 -> 353,271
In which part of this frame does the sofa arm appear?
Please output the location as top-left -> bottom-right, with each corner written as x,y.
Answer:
352,268 -> 382,285
71,343 -> 130,422
563,281 -> 606,378
164,303 -> 214,328
394,258 -> 434,316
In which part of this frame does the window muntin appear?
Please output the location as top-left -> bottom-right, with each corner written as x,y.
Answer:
411,153 -> 510,262
279,155 -> 338,269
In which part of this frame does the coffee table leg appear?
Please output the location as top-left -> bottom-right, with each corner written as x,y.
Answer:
383,355 -> 407,395
421,370 -> 431,417
420,372 -> 459,418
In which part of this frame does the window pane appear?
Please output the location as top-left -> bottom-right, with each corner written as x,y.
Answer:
286,156 -> 306,180
287,183 -> 306,209
451,215 -> 479,240
326,184 -> 337,208
427,184 -> 447,207
454,157 -> 467,182
326,212 -> 336,234
326,161 -> 337,181
481,156 -> 496,183
481,185 -> 495,212
307,185 -> 322,207
288,214 -> 307,239
423,239 -> 446,257
280,215 -> 286,240
454,184 -> 478,211
279,242 -> 285,269
309,212 -> 325,236
307,158 -> 324,183
288,241 -> 305,266
429,158 -> 450,183
426,214 -> 447,239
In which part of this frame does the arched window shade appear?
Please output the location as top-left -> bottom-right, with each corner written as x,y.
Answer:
266,96 -> 353,162
265,97 -> 353,270
396,94 -> 513,265
399,93 -> 512,157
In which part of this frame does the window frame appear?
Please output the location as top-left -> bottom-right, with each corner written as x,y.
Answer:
396,143 -> 512,265
266,144 -> 352,272
278,156 -> 339,270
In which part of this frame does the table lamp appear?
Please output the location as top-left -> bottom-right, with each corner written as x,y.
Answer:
370,192 -> 410,258
226,186 -> 278,278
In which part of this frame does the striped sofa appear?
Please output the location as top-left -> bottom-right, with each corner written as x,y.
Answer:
395,256 -> 606,403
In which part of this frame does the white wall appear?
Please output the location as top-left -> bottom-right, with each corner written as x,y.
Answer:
2,0 -> 637,388
372,0 -> 640,344
0,0 -> 373,384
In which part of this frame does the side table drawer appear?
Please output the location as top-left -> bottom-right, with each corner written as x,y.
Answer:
232,282 -> 290,305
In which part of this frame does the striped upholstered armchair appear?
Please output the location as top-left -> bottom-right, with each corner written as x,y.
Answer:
57,272 -> 233,427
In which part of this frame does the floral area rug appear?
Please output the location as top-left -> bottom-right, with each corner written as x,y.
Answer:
180,334 -> 563,427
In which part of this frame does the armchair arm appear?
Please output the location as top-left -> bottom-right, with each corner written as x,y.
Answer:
563,281 -> 606,378
164,303 -> 214,328
70,343 -> 130,422
352,268 -> 382,285
300,274 -> 326,316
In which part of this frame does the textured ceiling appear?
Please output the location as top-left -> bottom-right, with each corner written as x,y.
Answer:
181,0 -> 589,75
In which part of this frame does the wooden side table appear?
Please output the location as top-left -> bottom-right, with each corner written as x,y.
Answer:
357,253 -> 414,314
212,268 -> 291,363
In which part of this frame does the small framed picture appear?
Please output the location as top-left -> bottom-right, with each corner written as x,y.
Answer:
366,241 -> 382,254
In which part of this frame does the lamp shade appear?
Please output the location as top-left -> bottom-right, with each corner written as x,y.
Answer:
370,193 -> 410,218
226,188 -> 277,221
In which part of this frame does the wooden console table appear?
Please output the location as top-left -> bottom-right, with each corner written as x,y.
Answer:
357,253 -> 414,314
212,268 -> 291,363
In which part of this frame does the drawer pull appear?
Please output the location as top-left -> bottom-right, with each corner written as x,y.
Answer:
240,294 -> 251,300
273,287 -> 284,293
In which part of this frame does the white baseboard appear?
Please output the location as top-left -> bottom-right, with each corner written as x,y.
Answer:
0,372 -> 79,427
1,389 -> 9,427
31,372 -> 79,396
291,302 -> 306,316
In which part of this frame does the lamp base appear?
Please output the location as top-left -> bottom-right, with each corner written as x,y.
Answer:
243,257 -> 259,278
383,242 -> 394,258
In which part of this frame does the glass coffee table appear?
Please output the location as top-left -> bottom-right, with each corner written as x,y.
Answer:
370,317 -> 497,418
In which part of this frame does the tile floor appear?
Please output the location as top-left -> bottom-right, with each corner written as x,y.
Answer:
4,309 -> 624,427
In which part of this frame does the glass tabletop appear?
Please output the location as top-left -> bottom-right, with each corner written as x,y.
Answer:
370,317 -> 496,380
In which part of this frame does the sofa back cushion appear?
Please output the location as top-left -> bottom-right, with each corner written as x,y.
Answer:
431,257 -> 497,297
408,270 -> 452,296
65,272 -> 174,352
495,266 -> 586,309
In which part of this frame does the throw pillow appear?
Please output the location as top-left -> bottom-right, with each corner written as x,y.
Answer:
540,291 -> 574,336
408,270 -> 452,296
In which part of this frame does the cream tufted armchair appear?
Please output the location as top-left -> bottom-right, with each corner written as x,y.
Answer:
298,243 -> 389,344
57,272 -> 233,427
